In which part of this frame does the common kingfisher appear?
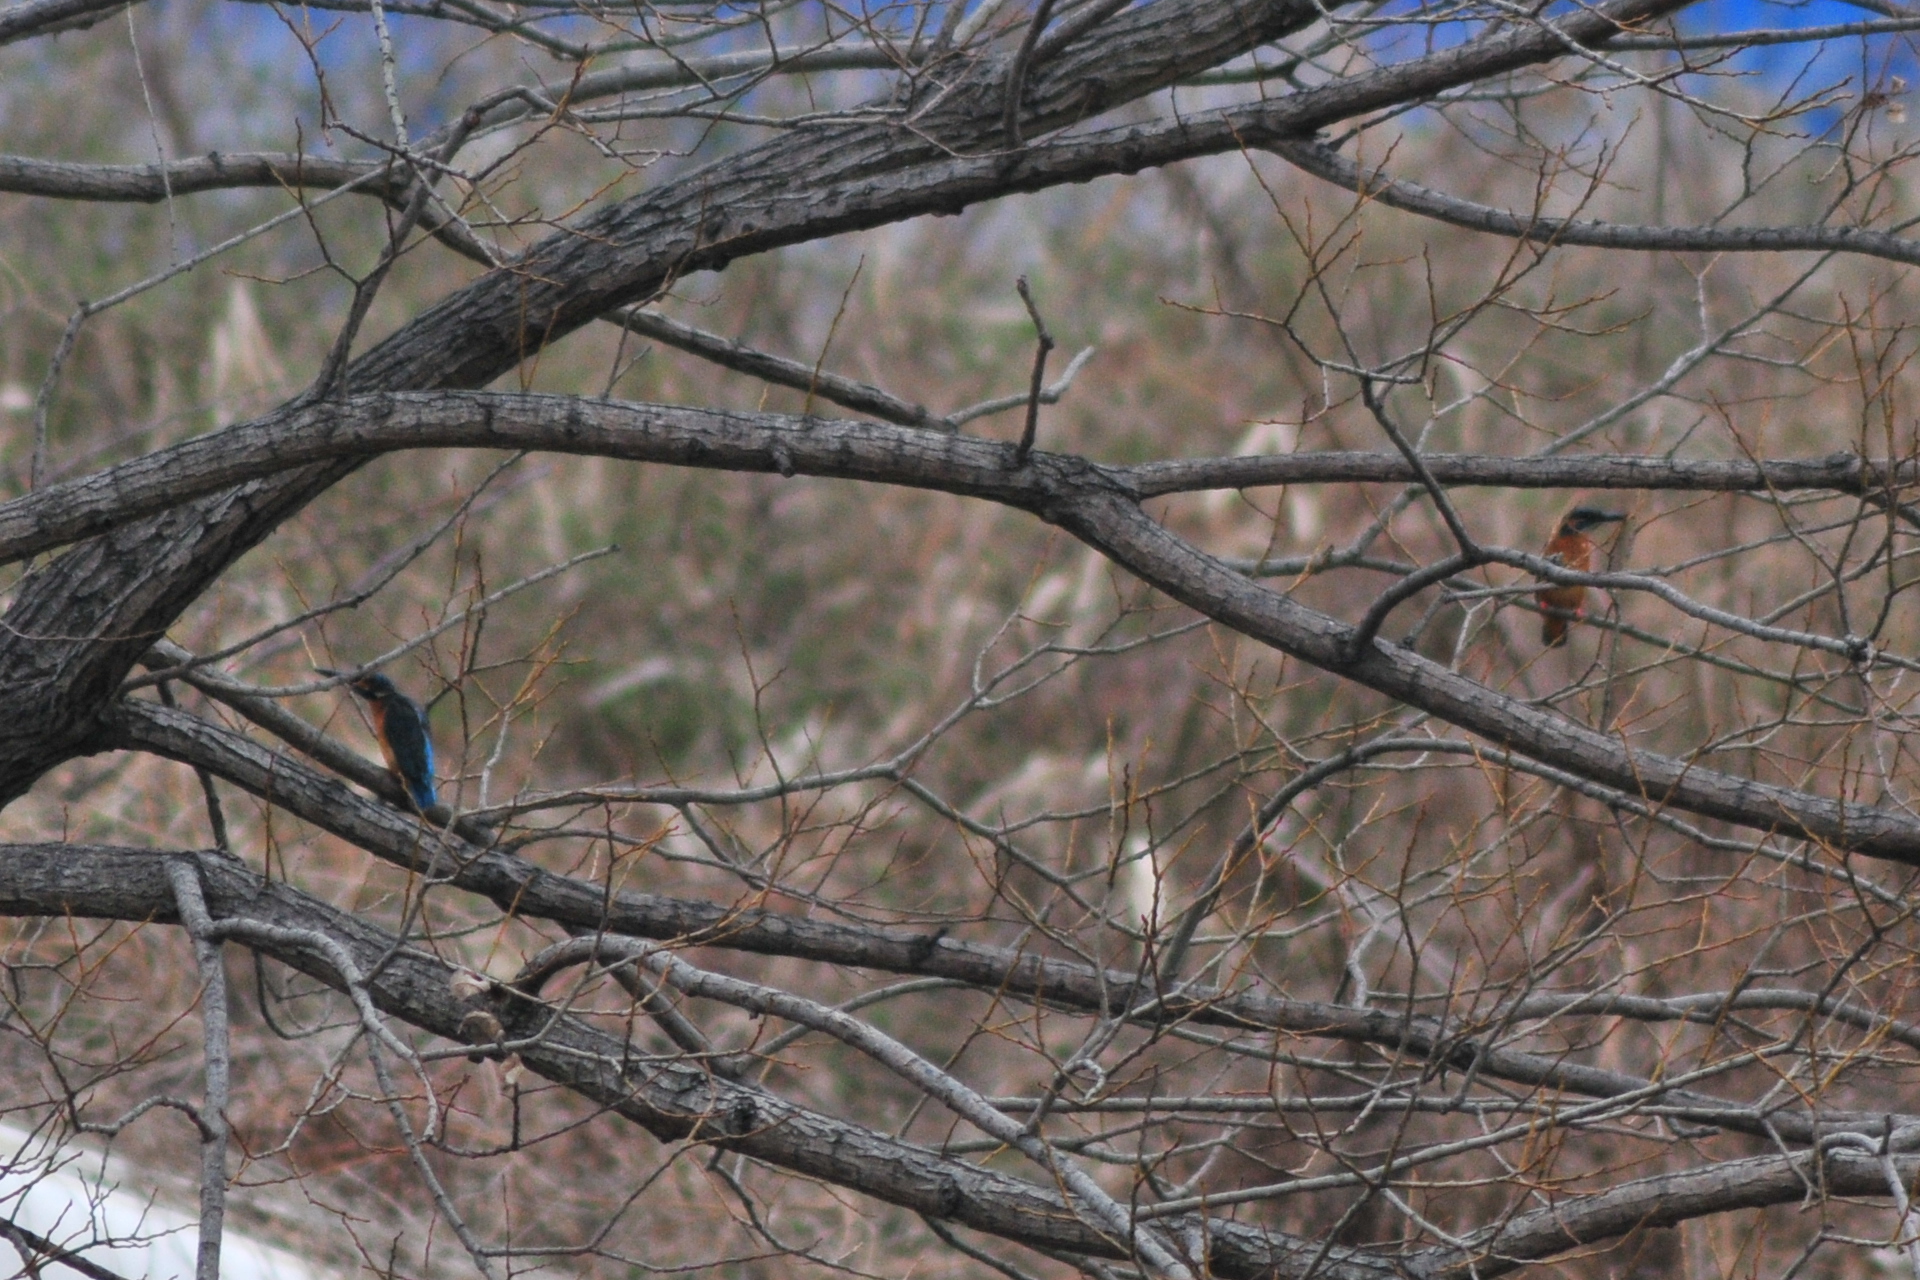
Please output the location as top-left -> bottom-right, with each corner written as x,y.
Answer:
1536,507 -> 1625,647
319,668 -> 437,810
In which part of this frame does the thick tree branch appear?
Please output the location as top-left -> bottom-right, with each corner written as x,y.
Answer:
1124,448 -> 1889,498
1050,488 -> 1920,861
28,398 -> 1920,868
0,395 -> 1896,568
341,0 -> 1697,393
98,696 -> 1904,1147
0,0 -> 1333,803
7,843 -> 1920,1280
0,0 -> 138,42
0,152 -> 387,202
0,842 -> 1378,1280
1417,1146 -> 1920,1280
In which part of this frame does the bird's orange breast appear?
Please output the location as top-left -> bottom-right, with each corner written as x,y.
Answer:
1536,529 -> 1597,646
367,699 -> 401,774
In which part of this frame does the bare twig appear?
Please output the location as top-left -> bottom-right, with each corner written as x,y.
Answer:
949,344 -> 1094,428
162,857 -> 231,1280
1001,0 -> 1058,147
614,307 -> 941,428
527,938 -> 1198,1279
1011,275 -> 1055,466
2,1220 -> 136,1280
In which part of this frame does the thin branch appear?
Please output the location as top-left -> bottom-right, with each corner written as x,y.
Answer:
1122,449 -> 1881,498
3,397 -> 1894,564
613,308 -> 941,428
1,1220 -> 136,1280
0,842 -> 1363,1280
161,858 -> 230,1280
156,683 -> 229,852
31,396 -> 1920,868
99,699 -> 1910,1148
537,938 -> 1196,1279
1002,0 -> 1058,148
1273,136 -> 1920,264
0,151 -> 387,202
948,344 -> 1094,428
1011,275 -> 1055,466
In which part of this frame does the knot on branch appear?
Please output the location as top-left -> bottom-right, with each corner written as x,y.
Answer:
1826,449 -> 1865,489
907,925 -> 949,964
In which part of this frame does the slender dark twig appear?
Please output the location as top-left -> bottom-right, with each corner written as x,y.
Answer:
157,682 -> 229,853
309,110 -> 479,399
3,1219 -> 136,1280
1012,275 -> 1055,467
1340,552 -> 1488,666
1002,0 -> 1057,148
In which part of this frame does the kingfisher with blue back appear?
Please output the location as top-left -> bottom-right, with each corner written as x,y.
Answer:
319,668 -> 437,811
1535,507 -> 1626,647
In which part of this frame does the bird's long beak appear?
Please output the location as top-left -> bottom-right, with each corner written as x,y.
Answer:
314,667 -> 341,678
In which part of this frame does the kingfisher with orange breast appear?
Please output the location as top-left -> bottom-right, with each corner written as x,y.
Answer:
319,668 -> 437,811
1536,507 -> 1625,647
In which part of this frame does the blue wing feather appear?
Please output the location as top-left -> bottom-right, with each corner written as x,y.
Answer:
381,694 -> 438,809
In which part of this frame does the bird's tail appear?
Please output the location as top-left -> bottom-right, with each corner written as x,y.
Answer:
1541,614 -> 1569,647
